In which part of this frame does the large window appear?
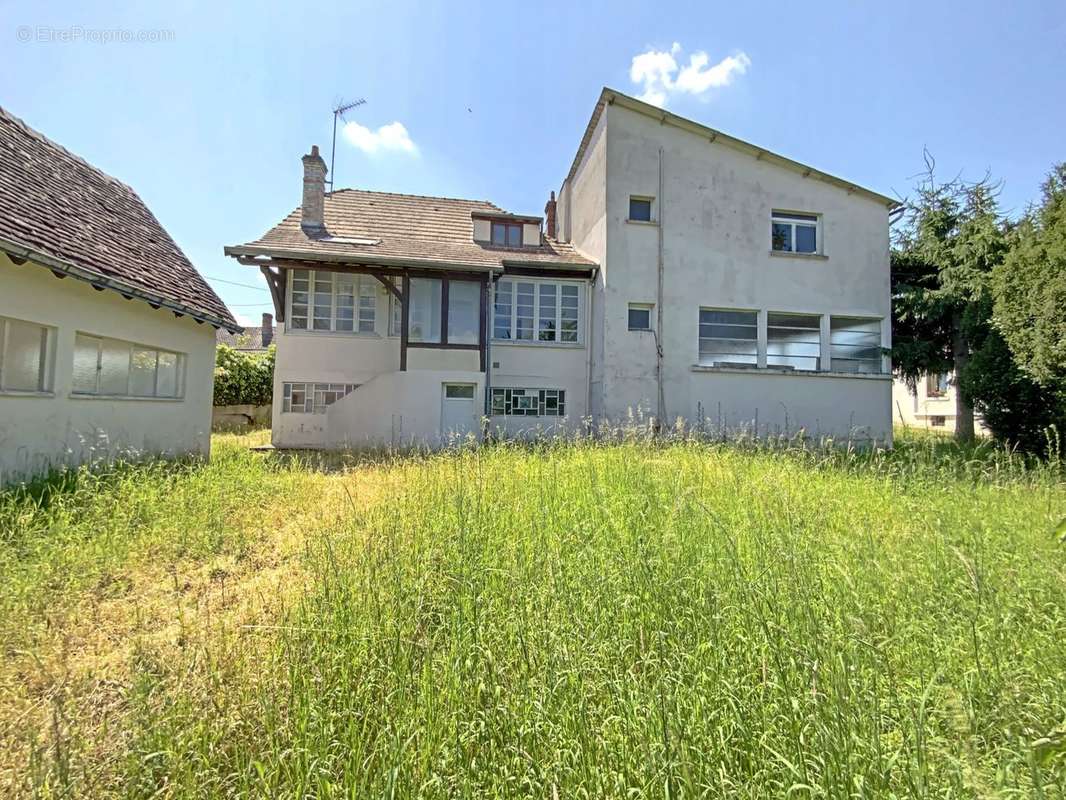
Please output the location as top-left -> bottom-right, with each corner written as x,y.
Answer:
289,269 -> 378,333
926,372 -> 949,396
0,315 -> 52,393
490,388 -> 565,417
72,334 -> 185,398
766,313 -> 821,371
771,211 -> 819,254
830,316 -> 883,373
408,278 -> 443,343
698,309 -> 758,367
493,279 -> 580,343
491,221 -> 523,246
281,382 -> 358,413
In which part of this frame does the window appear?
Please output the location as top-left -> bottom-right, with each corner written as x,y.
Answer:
72,334 -> 185,398
408,278 -> 443,343
930,415 -> 947,427
491,221 -> 523,247
445,384 -> 475,399
629,197 -> 653,222
830,317 -> 883,373
628,303 -> 653,331
447,280 -> 480,345
766,313 -> 821,371
289,269 -> 378,333
490,388 -> 565,417
771,211 -> 819,254
281,382 -> 358,413
699,309 -> 758,367
0,315 -> 51,392
493,280 -> 581,343
927,373 -> 949,396
389,279 -> 402,336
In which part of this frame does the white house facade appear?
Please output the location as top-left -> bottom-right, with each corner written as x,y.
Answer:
0,108 -> 238,484
229,88 -> 896,449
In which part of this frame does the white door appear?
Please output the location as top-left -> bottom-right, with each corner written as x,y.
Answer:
441,383 -> 477,440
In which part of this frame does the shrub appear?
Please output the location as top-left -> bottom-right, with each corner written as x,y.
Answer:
213,344 -> 274,407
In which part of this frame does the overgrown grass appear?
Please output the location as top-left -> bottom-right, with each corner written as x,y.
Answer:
2,430 -> 1064,797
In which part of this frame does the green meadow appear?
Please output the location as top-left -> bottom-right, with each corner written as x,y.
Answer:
2,430 -> 1064,798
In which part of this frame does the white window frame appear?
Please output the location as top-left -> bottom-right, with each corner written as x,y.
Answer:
771,210 -> 821,255
0,315 -> 54,394
281,381 -> 359,414
71,333 -> 186,399
288,269 -> 379,334
492,278 -> 583,345
628,196 -> 655,223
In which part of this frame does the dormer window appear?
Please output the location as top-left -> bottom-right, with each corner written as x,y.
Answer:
491,221 -> 523,247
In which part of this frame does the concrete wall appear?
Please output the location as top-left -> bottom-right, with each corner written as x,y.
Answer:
566,102 -> 893,442
0,254 -> 216,483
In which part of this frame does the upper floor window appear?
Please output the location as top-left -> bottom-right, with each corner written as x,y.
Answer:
0,315 -> 52,393
493,279 -> 580,344
830,316 -> 883,373
699,309 -> 758,367
926,373 -> 949,396
491,221 -> 523,247
289,269 -> 377,333
629,197 -> 653,222
771,211 -> 819,254
628,303 -> 653,331
72,333 -> 185,398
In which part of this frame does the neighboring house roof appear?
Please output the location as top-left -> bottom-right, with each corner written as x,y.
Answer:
0,106 -> 239,331
225,189 -> 596,272
216,325 -> 271,351
564,87 -> 899,209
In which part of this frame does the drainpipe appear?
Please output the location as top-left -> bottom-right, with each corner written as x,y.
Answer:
655,146 -> 667,427
585,268 -> 596,427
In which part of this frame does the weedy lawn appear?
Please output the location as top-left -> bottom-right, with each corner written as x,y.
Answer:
1,430 -> 1064,798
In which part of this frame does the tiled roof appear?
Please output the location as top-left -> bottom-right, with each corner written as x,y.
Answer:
0,106 -> 238,330
226,189 -> 597,271
216,325 -> 272,351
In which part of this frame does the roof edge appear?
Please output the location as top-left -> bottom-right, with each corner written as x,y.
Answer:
563,87 -> 899,208
224,244 -> 497,273
1,236 -> 242,333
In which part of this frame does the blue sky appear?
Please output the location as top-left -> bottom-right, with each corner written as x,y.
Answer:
2,0 -> 1064,324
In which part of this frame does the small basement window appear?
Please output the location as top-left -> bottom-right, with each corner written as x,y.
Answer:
629,197 -> 653,222
628,303 -> 653,331
491,221 -> 523,247
930,415 -> 946,427
771,211 -> 819,254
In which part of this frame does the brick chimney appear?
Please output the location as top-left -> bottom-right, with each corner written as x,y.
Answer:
301,145 -> 327,231
261,312 -> 274,347
544,190 -> 557,239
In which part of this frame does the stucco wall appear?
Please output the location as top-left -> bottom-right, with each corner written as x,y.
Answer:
0,254 -> 216,483
566,102 -> 892,442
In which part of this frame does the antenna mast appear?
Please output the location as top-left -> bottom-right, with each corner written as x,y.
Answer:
329,97 -> 366,190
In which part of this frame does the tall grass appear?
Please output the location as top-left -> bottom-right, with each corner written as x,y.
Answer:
3,431 -> 1065,797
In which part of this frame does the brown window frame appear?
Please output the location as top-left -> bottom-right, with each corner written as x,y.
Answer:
491,221 -> 524,247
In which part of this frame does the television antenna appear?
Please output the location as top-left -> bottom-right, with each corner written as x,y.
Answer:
328,98 -> 366,190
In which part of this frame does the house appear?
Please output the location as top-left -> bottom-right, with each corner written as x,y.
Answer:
0,107 -> 239,484
892,373 -> 987,434
217,312 -> 275,353
226,88 -> 896,449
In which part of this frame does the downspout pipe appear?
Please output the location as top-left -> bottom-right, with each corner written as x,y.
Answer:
656,147 -> 667,427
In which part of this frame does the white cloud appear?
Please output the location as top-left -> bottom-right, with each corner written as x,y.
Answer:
630,43 -> 750,108
235,312 -> 260,328
342,120 -> 419,156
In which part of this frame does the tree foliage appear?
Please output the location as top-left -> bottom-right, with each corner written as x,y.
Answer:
992,163 -> 1066,399
891,158 -> 1006,440
213,345 -> 275,407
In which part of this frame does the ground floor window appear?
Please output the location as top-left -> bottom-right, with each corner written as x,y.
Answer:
72,333 -> 185,398
282,382 -> 358,413
490,387 -> 565,417
698,309 -> 758,367
0,315 -> 52,392
830,316 -> 883,373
